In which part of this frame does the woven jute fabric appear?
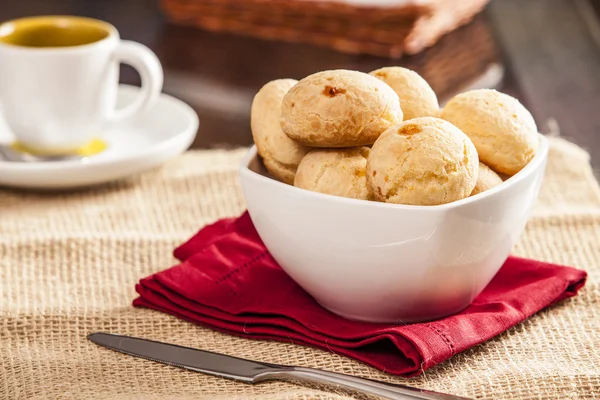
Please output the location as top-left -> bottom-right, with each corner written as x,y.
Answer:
1,136 -> 599,399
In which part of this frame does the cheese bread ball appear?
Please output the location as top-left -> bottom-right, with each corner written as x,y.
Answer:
251,79 -> 309,184
441,89 -> 538,176
294,147 -> 371,200
367,117 -> 478,205
369,66 -> 439,120
471,162 -> 503,196
280,69 -> 403,147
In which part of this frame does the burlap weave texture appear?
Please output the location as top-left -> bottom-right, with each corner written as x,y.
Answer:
1,136 -> 599,399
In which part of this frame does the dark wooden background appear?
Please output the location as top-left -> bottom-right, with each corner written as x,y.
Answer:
2,0 -> 600,170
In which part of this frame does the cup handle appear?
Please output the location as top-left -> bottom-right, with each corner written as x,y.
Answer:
107,40 -> 163,125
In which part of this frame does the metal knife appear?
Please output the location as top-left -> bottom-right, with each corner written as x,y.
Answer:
88,332 -> 473,400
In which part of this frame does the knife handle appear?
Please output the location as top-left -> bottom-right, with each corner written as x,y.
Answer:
256,366 -> 473,400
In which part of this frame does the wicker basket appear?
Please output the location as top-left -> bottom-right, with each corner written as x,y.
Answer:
159,0 -> 491,58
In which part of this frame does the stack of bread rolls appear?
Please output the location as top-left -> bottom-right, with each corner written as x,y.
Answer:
250,67 -> 538,206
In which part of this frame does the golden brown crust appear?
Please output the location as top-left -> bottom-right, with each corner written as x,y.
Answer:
294,147 -> 372,200
441,89 -> 538,176
251,79 -> 309,184
369,66 -> 439,121
280,69 -> 403,148
366,117 -> 478,205
470,162 -> 504,196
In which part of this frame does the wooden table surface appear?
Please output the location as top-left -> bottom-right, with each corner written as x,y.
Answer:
2,0 -> 600,170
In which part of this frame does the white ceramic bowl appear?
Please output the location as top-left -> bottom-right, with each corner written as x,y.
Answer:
239,134 -> 549,323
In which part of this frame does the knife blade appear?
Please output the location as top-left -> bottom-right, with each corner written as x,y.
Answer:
87,332 -> 279,382
88,332 -> 473,400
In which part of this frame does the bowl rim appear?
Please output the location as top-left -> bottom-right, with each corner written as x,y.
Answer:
239,133 -> 550,211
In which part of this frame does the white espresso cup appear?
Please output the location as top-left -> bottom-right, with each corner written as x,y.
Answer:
0,15 -> 163,155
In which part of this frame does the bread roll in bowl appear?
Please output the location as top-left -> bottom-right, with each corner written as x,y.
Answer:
441,89 -> 537,176
294,147 -> 371,200
369,66 -> 439,120
281,69 -> 403,148
367,117 -> 479,206
251,79 -> 309,184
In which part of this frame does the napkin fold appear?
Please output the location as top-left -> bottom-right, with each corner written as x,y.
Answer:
133,211 -> 587,377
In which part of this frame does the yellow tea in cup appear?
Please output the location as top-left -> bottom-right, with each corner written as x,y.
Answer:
0,16 -> 111,48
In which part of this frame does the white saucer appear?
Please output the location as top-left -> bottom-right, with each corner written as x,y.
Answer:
0,84 -> 199,189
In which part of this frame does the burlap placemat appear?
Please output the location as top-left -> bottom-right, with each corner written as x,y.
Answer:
1,136 -> 599,400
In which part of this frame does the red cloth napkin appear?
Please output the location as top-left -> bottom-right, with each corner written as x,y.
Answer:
133,211 -> 587,377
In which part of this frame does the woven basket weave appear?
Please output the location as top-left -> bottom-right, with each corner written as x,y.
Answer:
159,0 -> 491,58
